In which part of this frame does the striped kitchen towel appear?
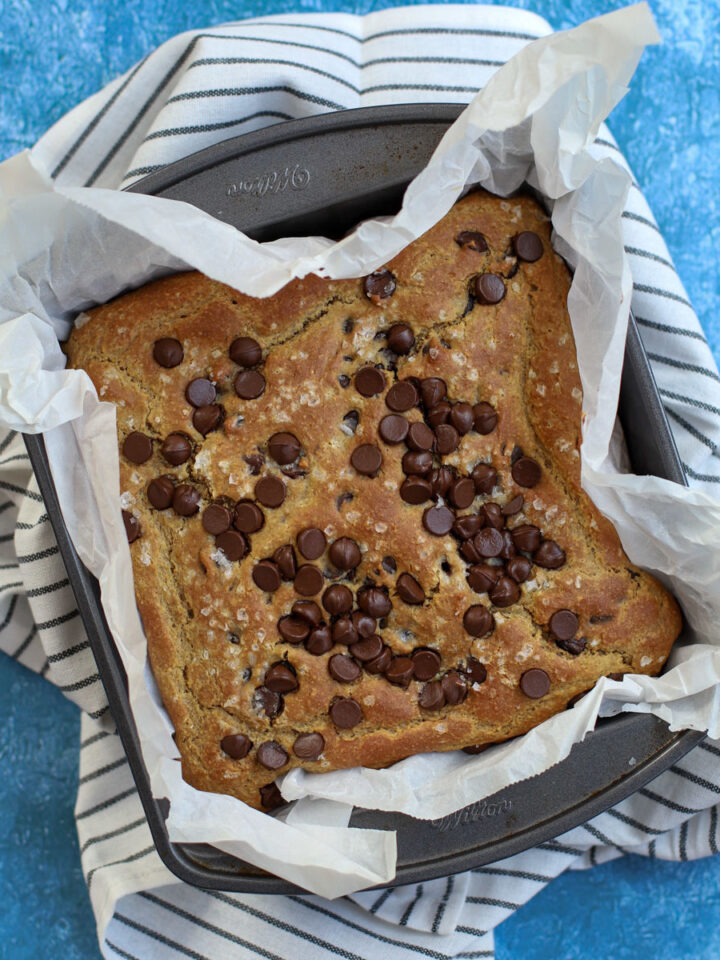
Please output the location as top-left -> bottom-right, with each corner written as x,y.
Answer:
3,6 -> 720,959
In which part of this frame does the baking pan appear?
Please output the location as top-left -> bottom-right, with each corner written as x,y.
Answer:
25,104 -> 703,893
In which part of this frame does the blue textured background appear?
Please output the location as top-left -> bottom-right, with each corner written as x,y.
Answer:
1,1 -> 719,958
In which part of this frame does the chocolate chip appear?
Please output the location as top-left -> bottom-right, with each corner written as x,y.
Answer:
294,564 -> 324,596
153,337 -> 183,368
329,654 -> 361,683
463,605 -> 493,637
607,672 -> 624,681
412,648 -> 441,681
453,515 -> 483,540
455,231 -> 488,252
511,524 -> 541,553
185,378 -> 216,407
336,492 -> 354,510
387,323 -> 415,354
193,405 -> 222,435
203,503 -> 233,535
499,530 -> 516,560
338,374 -> 350,388
351,611 -> 376,637
520,668 -> 550,698
233,500 -> 264,534
490,575 -> 520,607
234,370 -> 266,399
229,336 -> 262,367
122,510 -> 140,543
471,462 -> 497,494
265,662 -> 299,694
510,445 -> 523,465
161,432 -> 192,466
467,563 -> 500,594
382,556 -> 397,574
385,380 -> 419,412
306,624 -> 333,655
462,744 -> 488,755
355,366 -> 386,397
332,617 -> 358,646
343,318 -> 355,334
507,555 -> 532,582
474,528 -> 503,558
473,403 -> 498,435
330,697 -> 363,728
255,686 -> 283,718
396,573 -> 425,605
426,402 -> 451,428
357,587 -> 392,618
418,681 -> 445,710
123,431 -> 153,464
297,527 -> 326,560
351,444 -> 382,477
379,414 -> 409,445
259,782 -> 285,809
292,600 -> 322,627
257,741 -> 289,770
558,635 -> 586,655
502,495 -> 524,517
442,670 -> 468,704
460,539 -> 482,563
268,432 -> 301,465
475,273 -> 506,305
244,453 -> 265,475
385,656 -> 414,687
423,503 -> 454,536
512,456 -> 541,488
273,544 -> 297,581
514,231 -> 544,262
550,609 -> 579,641
342,410 -> 359,435
329,537 -> 361,570
293,732 -> 325,760
278,616 -> 311,644
482,503 -> 504,530
430,466 -> 453,496
466,657 -> 488,684
349,634 -> 383,662
435,423 -> 460,455
281,462 -> 306,480
402,451 -> 433,476
534,540 -> 566,569
253,560 -> 282,592
221,734 -> 253,759
255,476 -> 286,508
450,403 -> 474,435
407,421 -> 435,451
364,268 -> 396,305
420,378 -> 447,408
147,476 -> 175,509
322,584 -> 353,615
449,477 -> 476,510
365,645 -> 392,675
215,530 -> 248,561
172,484 -> 200,517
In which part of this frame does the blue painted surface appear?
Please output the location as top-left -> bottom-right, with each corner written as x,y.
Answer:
1,1 -> 718,957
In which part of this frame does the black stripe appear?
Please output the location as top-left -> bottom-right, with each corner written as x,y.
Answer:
699,741 -> 720,759
191,30 -> 361,66
35,608 -> 80,630
81,729 -> 112,749
624,246 -> 674,270
0,431 -> 17,456
17,544 -> 60,563
26,577 -> 70,599
364,83 -> 481,94
670,765 -> 720,795
536,840 -> 585,856
115,915 -> 211,960
80,816 -> 147,854
141,110 -> 292,143
589,845 -> 598,866
47,638 -> 90,662
40,659 -> 50,676
431,875 -> 454,933
76,785 -> 136,820
399,883 -> 423,926
166,85 -> 345,111
368,886 -> 394,914
0,563 -> 18,570
0,534 -> 14,544
682,462 -> 720,483
633,282 -> 694,310
87,845 -> 154,889
238,20 -> 361,41
105,940 -> 142,960
582,822 -> 627,854
364,26 -> 541,41
635,316 -> 706,342
85,39 -> 199,187
455,953 -> 494,959
0,594 -> 18,632
605,807 -> 665,836
364,55 -> 502,68
0,581 -> 23,594
646,352 -> 720,383
51,56 -> 150,178
679,819 -> 689,861
15,513 -> 49,530
0,453 -> 30,466
465,895 -> 519,910
139,893 -> 286,960
648,838 -> 657,858
58,673 -> 101,693
622,210 -> 662,234
78,755 -> 127,784
455,924 -> 488,936
0,501 -> 13,516
666,409 -> 720,455
12,624 -> 37,660
473,865 -> 554,883
710,805 -> 719,856
0,480 -> 43,502
188,57 -> 360,93
593,136 -> 621,153
89,703 -> 111,720
122,164 -> 164,181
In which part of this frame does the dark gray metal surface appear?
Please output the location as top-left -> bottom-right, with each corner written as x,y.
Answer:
25,104 -> 701,894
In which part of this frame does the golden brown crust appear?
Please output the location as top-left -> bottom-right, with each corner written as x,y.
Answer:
66,190 -> 681,810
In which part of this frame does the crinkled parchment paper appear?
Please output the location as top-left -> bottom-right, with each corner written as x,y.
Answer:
2,2 -> 720,899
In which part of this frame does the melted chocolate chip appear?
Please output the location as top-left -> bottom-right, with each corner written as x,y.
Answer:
511,524 -> 541,553
466,657 -> 488,685
215,530 -> 248,561
293,732 -> 325,760
273,544 -> 297,581
253,560 -> 282,592
122,510 -> 140,543
351,611 -> 377,638
482,503 -> 504,530
306,624 -> 333,655
453,515 -> 483,540
297,527 -> 327,560
329,537 -> 361,570
357,587 -> 392,618
234,370 -> 266,400
229,336 -> 262,367
365,645 -> 392,675
379,414 -> 409,445
396,572 -> 425,605
382,555 -> 397,574
173,484 -> 200,517
185,378 -> 216,407
407,421 -> 435,452
355,366 -> 386,397
506,555 -> 532,583
257,741 -> 289,770
455,231 -> 488,252
434,423 -> 460,455
268,432 -> 301,465
342,410 -> 359,434
349,634 -> 383,662
426,404 -> 450,431
332,617 -> 358,646
255,686 -> 283,718
534,540 -> 566,569
259,782 -> 285,809
153,338 -> 183,368
292,600 -> 322,626
489,575 -> 520,607
442,670 -> 468,704
336,491 -> 354,510
351,443 -> 382,477
418,681 -> 445,710
161,433 -> 192,466
475,273 -> 506,305
123,432 -> 153,464
549,609 -> 579,642
385,656 -> 414,687
520,668 -> 550,699
463,605 -> 494,637
430,466 -> 454,496
420,378 -> 447,408
449,477 -> 476,510
264,662 -> 298,693
474,528 -> 504,558
472,403 -> 498,435
450,403 -> 474,435
364,268 -> 396,305
322,584 -> 353,616
329,653 -> 361,683
255,475 -> 286,508
386,380 -> 419,412
467,563 -> 500,594
147,476 -> 175,509
202,503 -> 233,535
423,503 -> 454,536
412,648 -> 441,681
278,616 -> 311,644
514,231 -> 544,262
402,450 -> 433,476
294,564 -> 324,596
387,323 -> 415,354
221,734 -> 253,759
244,453 -> 265,476
512,456 -> 542,488
233,500 -> 264,534
329,697 -> 363,728
502,494 -> 524,517
193,404 -> 222,435
471,462 -> 497,494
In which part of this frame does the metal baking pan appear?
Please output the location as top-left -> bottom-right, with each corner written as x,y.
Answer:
25,104 -> 703,893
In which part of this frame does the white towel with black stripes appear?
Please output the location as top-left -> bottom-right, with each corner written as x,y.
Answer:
3,6 -> 720,959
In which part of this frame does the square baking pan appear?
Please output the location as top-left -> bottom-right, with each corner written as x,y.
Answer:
24,103 -> 703,893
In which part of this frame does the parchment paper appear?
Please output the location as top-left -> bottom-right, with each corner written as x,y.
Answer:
2,2 -> 720,893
